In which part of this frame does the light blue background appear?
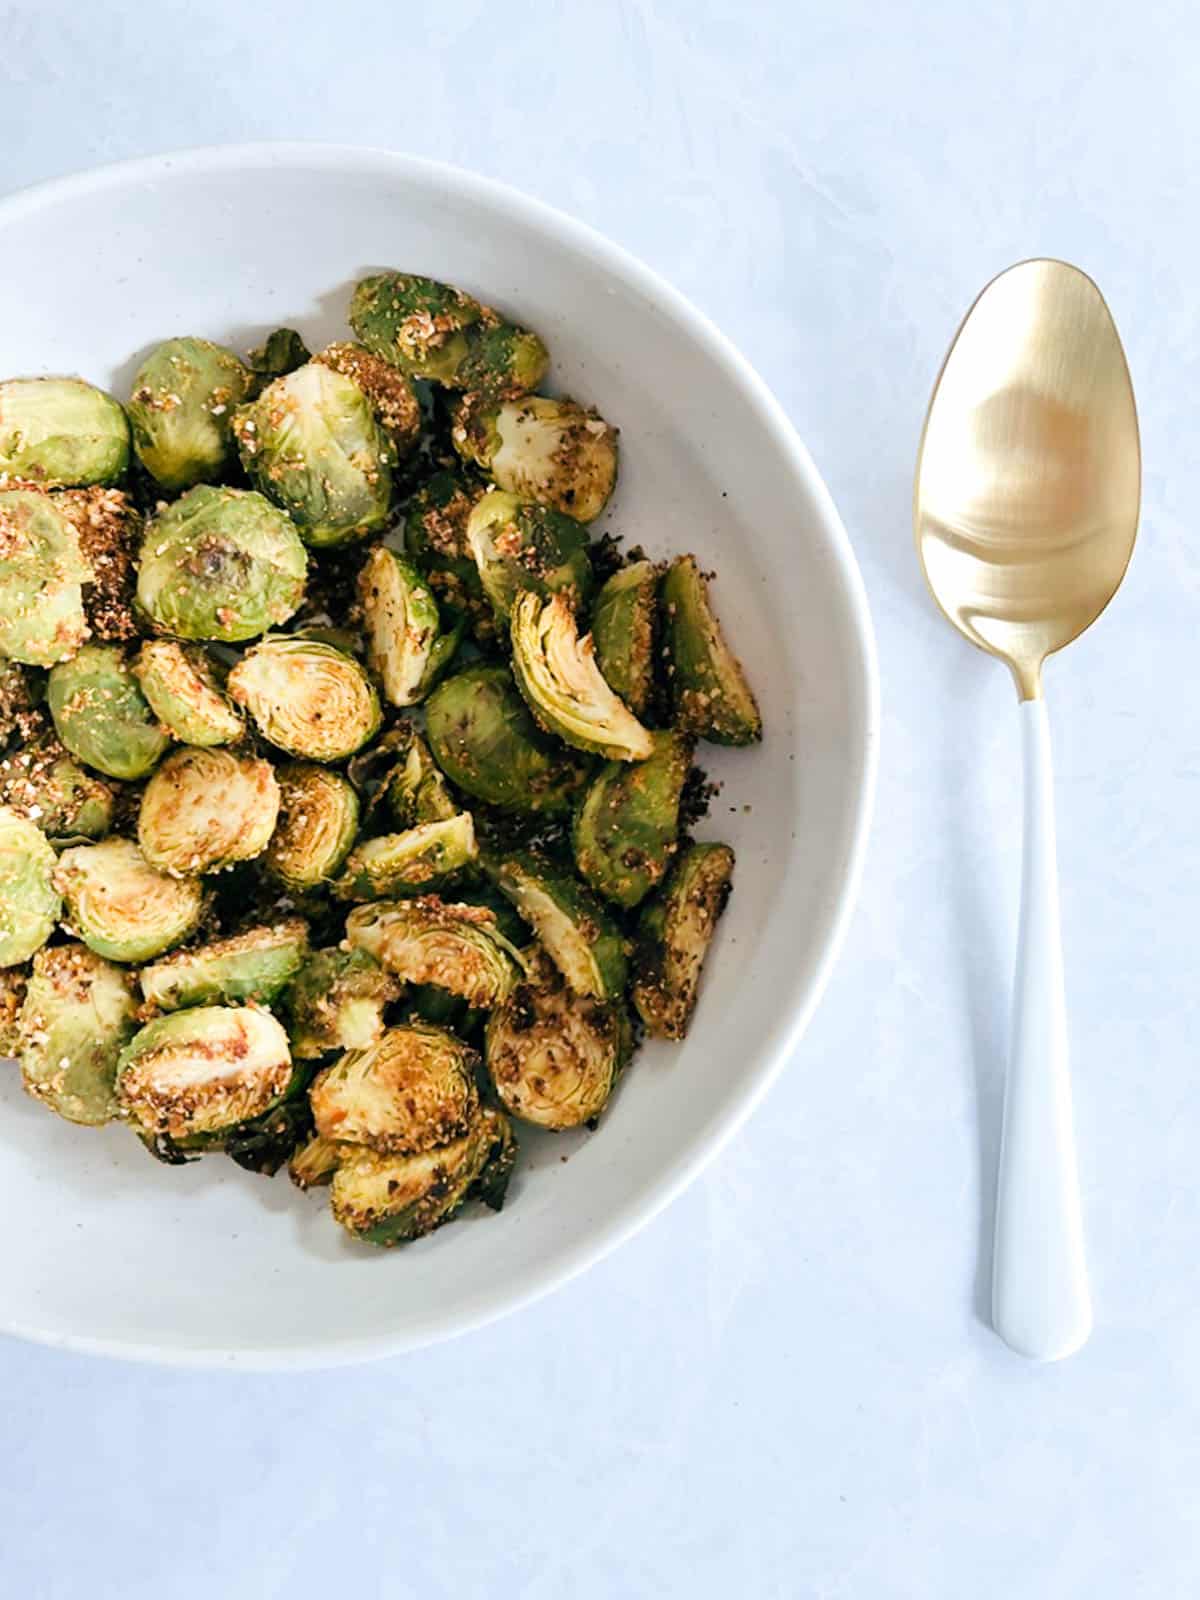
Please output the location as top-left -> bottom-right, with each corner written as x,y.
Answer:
3,3 -> 1197,1595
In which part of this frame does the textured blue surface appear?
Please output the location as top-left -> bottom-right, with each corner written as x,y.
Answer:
3,2 -> 1197,1595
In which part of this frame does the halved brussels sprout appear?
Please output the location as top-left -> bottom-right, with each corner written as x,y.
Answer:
138,747 -> 280,876
0,807 -> 61,967
133,640 -> 244,747
425,664 -> 591,817
592,560 -> 657,717
285,947 -> 399,1059
265,763 -> 360,891
128,337 -> 254,490
451,394 -> 617,522
55,838 -> 205,963
228,636 -> 381,762
246,327 -> 310,391
18,943 -> 137,1125
136,484 -> 307,643
288,1132 -> 349,1189
381,727 -> 458,828
116,1005 -> 293,1141
329,1107 -> 516,1245
493,851 -> 627,1000
0,737 -> 114,841
316,343 -> 421,458
140,919 -> 309,1012
47,643 -> 171,781
571,730 -> 693,908
0,487 -> 92,666
233,362 -> 393,548
350,272 -> 486,382
485,951 -> 628,1129
53,485 -> 140,644
402,469 -> 488,623
346,897 -> 523,1008
0,376 -> 130,486
310,1021 -> 479,1156
662,556 -> 762,745
334,814 -> 478,902
0,967 -> 27,1053
465,491 -> 593,622
358,547 -> 459,708
632,842 -> 735,1039
509,592 -> 654,762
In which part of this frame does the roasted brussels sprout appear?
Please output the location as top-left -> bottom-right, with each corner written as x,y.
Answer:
0,376 -> 130,486
233,362 -> 394,548
288,1132 -> 348,1189
127,337 -> 254,490
485,951 -> 628,1129
402,469 -> 487,618
632,842 -> 735,1039
381,727 -> 458,828
350,272 -> 547,396
0,807 -> 61,967
228,636 -> 381,762
0,966 -> 27,1053
18,944 -> 138,1125
54,485 -> 141,645
55,838 -> 205,963
346,897 -> 523,1008
140,919 -> 308,1012
451,394 -> 617,522
334,814 -> 477,902
136,484 -> 307,643
133,640 -> 243,747
0,737 -> 114,841
493,851 -> 627,1000
329,1107 -> 516,1245
285,946 -> 399,1059
358,547 -> 459,708
138,747 -> 279,876
246,327 -> 311,391
47,643 -> 171,781
571,730 -> 692,908
592,559 -> 657,717
350,272 -> 485,382
0,659 -> 39,746
116,1004 -> 293,1141
662,556 -> 762,745
264,763 -> 359,891
0,487 -> 92,667
425,663 -> 590,817
316,343 -> 421,458
457,322 -> 549,400
509,592 -> 653,762
311,1021 -> 479,1156
465,491 -> 593,622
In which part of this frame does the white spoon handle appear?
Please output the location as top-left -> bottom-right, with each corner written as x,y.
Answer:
991,697 -> 1092,1361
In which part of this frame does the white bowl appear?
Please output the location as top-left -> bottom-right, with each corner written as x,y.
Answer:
0,146 -> 877,1368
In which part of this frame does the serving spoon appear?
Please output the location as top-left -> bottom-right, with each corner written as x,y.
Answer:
914,259 -> 1140,1361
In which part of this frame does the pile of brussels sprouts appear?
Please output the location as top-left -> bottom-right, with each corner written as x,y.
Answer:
0,271 -> 761,1249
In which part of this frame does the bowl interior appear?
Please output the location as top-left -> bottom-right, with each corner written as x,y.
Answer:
0,148 -> 875,1365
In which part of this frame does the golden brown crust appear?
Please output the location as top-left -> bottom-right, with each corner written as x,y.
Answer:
55,486 -> 140,643
316,343 -> 421,455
